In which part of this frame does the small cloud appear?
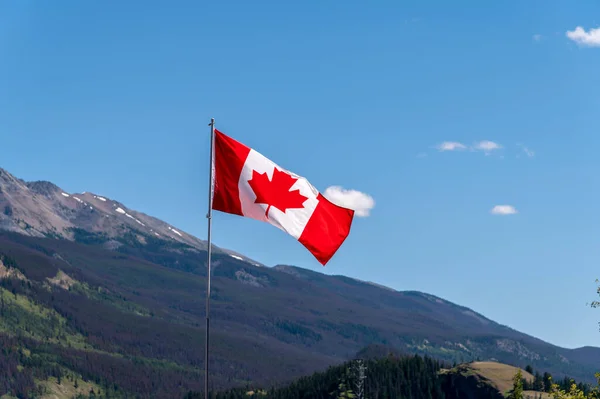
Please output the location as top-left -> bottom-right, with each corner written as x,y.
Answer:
490,205 -> 518,215
436,142 -> 467,151
517,143 -> 535,158
566,26 -> 600,47
416,152 -> 427,158
323,186 -> 375,217
533,34 -> 543,42
472,141 -> 502,155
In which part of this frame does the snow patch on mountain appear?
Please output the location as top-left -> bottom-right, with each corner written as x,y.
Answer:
168,226 -> 183,237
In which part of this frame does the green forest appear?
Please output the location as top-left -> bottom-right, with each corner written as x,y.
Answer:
188,356 -> 597,399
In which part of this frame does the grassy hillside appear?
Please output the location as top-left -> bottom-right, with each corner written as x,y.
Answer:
468,362 -> 533,395
441,362 -> 552,399
37,376 -> 103,399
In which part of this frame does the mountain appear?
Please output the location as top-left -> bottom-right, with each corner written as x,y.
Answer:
0,166 -> 599,398
0,167 -> 261,266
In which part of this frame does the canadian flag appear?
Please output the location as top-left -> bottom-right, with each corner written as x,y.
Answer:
211,129 -> 354,265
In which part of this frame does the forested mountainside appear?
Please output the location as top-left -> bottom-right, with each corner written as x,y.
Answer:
1,230 -> 599,398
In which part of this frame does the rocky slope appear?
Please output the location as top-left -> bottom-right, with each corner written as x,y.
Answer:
0,167 -> 260,265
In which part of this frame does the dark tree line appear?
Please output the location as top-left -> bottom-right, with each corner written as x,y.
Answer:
522,364 -> 592,395
0,335 -> 37,399
191,359 -> 598,399
187,355 -> 450,399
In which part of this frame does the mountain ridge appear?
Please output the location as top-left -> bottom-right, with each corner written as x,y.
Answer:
0,166 -> 586,351
0,167 -> 263,267
1,166 -> 596,356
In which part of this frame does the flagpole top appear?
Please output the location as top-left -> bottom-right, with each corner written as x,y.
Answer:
209,118 -> 215,126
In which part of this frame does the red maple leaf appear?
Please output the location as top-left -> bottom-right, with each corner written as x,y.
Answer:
248,167 -> 308,218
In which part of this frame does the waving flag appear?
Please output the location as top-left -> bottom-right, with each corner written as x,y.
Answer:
211,129 -> 354,265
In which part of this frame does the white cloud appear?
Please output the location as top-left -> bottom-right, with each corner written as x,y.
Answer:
323,186 -> 375,217
533,34 -> 543,42
473,141 -> 502,153
432,140 -> 508,156
517,143 -> 535,158
566,26 -> 600,47
436,142 -> 467,151
490,205 -> 518,215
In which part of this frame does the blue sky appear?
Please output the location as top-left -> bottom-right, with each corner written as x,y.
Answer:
2,0 -> 600,349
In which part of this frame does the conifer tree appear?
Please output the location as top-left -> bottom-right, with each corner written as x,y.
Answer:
508,369 -> 524,399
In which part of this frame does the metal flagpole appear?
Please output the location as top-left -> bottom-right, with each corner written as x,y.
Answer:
205,117 -> 215,399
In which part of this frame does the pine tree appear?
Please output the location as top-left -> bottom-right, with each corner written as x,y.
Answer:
543,372 -> 552,392
533,372 -> 543,391
508,369 -> 524,399
522,377 -> 532,391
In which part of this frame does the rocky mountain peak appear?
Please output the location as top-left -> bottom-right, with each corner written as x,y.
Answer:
0,168 -> 25,190
26,180 -> 61,197
0,166 -> 212,251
